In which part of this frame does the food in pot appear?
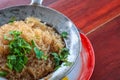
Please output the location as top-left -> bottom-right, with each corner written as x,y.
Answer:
0,17 -> 71,80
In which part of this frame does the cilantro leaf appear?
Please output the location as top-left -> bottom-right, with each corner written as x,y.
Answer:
4,35 -> 8,40
51,48 -> 71,70
8,31 -> 32,55
7,55 -> 16,70
7,55 -> 28,72
33,41 -> 48,60
6,31 -> 32,72
41,55 -> 48,60
14,58 -> 24,72
59,48 -> 69,60
54,65 -> 61,70
64,61 -> 72,66
9,30 -> 21,36
51,53 -> 61,67
0,71 -> 8,77
23,56 -> 28,64
7,55 -> 16,60
31,40 -> 36,47
61,32 -> 68,38
34,47 -> 44,59
9,17 -> 16,23
6,62 -> 13,70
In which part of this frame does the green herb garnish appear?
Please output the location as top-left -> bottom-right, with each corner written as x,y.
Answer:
34,47 -> 44,59
5,30 -> 32,72
51,53 -> 61,67
31,40 -> 36,47
61,32 -> 68,38
31,40 -> 48,60
0,71 -> 8,77
64,61 -> 72,66
41,55 -> 48,60
51,48 -> 72,70
34,47 -> 48,60
59,48 -> 69,60
9,17 -> 16,23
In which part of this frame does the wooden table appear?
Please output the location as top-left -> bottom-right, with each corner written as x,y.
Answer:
0,0 -> 120,80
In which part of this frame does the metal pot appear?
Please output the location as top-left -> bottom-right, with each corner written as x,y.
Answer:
0,0 -> 81,80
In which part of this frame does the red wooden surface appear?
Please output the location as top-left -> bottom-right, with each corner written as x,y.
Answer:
0,0 -> 120,80
48,0 -> 120,34
87,15 -> 120,80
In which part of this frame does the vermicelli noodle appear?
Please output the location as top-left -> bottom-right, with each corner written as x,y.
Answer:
0,17 -> 64,80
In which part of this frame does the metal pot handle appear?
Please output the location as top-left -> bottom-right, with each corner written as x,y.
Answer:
30,0 -> 43,5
